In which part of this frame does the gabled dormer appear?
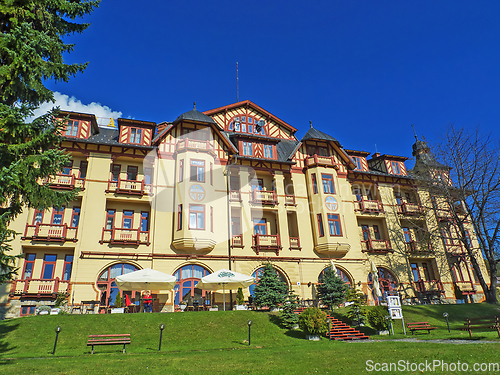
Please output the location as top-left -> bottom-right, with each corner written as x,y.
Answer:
117,118 -> 156,146
345,150 -> 370,172
59,111 -> 98,140
368,153 -> 408,176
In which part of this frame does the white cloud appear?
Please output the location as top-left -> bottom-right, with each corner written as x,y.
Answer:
31,92 -> 123,123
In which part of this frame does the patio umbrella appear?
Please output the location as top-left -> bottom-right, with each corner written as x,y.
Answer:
115,268 -> 176,291
370,261 -> 382,298
195,269 -> 254,311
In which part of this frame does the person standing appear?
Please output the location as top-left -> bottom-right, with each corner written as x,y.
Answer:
143,291 -> 152,313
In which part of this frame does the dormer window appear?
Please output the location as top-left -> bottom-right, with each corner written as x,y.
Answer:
352,156 -> 363,170
391,161 -> 402,175
263,144 -> 274,158
130,128 -> 142,144
65,120 -> 80,137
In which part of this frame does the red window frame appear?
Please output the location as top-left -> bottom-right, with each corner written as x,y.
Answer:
362,225 -> 370,241
322,174 -> 335,194
129,127 -> 143,144
41,254 -> 57,280
65,120 -> 80,137
373,225 -> 381,240
79,161 -> 88,179
179,160 -> 184,182
51,207 -> 65,225
352,156 -> 363,170
106,209 -> 116,230
111,164 -> 121,181
327,214 -> 342,236
317,214 -> 325,237
127,165 -> 138,181
122,210 -> 134,229
190,159 -> 205,182
62,255 -> 73,281
70,207 -> 80,228
403,227 -> 411,243
140,212 -> 149,232
177,204 -> 182,230
33,209 -> 44,225
189,204 -> 205,230
20,306 -> 36,316
22,253 -> 36,279
391,161 -> 401,175
311,174 -> 318,194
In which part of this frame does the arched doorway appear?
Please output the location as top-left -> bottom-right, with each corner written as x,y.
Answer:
173,264 -> 211,305
97,263 -> 139,307
249,266 -> 288,296
367,267 -> 398,304
318,266 -> 352,286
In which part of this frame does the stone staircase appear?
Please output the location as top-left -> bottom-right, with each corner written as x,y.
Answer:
294,307 -> 369,341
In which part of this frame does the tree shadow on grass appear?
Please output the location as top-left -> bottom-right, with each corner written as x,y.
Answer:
0,321 -> 19,357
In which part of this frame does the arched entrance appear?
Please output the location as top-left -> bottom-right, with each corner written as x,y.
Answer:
97,263 -> 139,307
173,264 -> 211,305
249,266 -> 288,296
318,266 -> 352,286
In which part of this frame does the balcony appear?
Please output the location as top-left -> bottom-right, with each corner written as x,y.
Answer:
289,236 -> 301,250
250,190 -> 278,205
454,280 -> 476,294
305,154 -> 340,169
23,224 -> 78,242
414,279 -> 445,294
107,178 -> 148,196
9,277 -> 70,297
361,239 -> 393,254
285,195 -> 296,206
252,234 -> 282,255
406,241 -> 434,255
45,174 -> 85,190
398,202 -> 424,215
100,228 -> 150,246
229,190 -> 242,202
445,240 -> 465,255
176,138 -> 215,155
231,234 -> 244,248
356,198 -> 384,213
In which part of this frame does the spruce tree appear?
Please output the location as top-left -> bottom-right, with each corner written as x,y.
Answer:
253,263 -> 288,309
0,1 -> 99,282
316,266 -> 348,311
280,288 -> 300,329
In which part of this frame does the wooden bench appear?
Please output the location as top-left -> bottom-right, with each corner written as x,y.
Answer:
87,334 -> 131,354
462,316 -> 500,338
407,322 -> 437,335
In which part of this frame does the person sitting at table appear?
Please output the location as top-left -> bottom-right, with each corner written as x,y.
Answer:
143,291 -> 152,313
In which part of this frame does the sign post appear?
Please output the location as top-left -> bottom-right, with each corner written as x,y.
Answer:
387,292 -> 405,335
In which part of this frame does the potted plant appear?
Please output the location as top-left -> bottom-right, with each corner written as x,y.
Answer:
111,293 -> 124,313
179,301 -> 187,311
298,307 -> 328,340
209,304 -> 218,311
235,288 -> 246,310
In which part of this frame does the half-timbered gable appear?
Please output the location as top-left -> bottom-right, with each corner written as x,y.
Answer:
368,153 -> 408,176
345,150 -> 370,172
59,110 -> 98,140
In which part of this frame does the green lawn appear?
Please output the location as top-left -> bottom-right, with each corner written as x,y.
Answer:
0,304 -> 499,374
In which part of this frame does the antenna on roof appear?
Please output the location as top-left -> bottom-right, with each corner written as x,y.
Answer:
375,144 -> 378,153
193,101 -> 196,110
411,124 -> 418,141
309,120 -> 313,128
236,62 -> 239,103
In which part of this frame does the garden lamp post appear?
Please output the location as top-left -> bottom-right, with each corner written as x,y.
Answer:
327,319 -> 331,341
158,324 -> 165,351
443,312 -> 450,333
248,320 -> 252,346
53,326 -> 61,355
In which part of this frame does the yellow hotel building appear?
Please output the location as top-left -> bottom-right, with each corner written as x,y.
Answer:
1,100 -> 489,318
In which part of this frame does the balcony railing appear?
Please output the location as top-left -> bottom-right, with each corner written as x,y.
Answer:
361,239 -> 393,253
45,174 -> 85,190
107,178 -> 148,196
305,154 -> 340,169
250,190 -> 278,205
356,198 -> 384,213
252,234 -> 282,255
100,228 -> 150,245
406,241 -> 433,255
414,279 -> 445,294
176,138 -> 215,154
229,190 -> 242,202
289,236 -> 301,250
23,224 -> 78,242
231,234 -> 243,247
285,194 -> 296,206
454,280 -> 476,293
9,277 -> 70,297
398,202 -> 424,215
444,240 -> 465,255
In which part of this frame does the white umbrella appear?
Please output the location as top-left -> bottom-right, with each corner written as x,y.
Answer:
195,269 -> 254,311
370,261 -> 382,298
115,268 -> 176,291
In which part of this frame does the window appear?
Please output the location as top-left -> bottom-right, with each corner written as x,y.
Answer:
71,208 -> 80,228
51,207 -> 64,225
63,255 -> 73,281
20,306 -> 36,316
317,214 -> 324,237
422,262 -> 432,280
231,216 -> 241,236
144,167 -> 153,185
241,122 -> 246,133
106,209 -> 116,229
391,161 -> 401,175
235,121 -> 240,132
65,120 -> 79,137
141,212 -> 149,232
394,192 -> 402,205
362,225 -> 370,241
373,225 -> 381,240
327,214 -> 342,236
179,160 -> 184,182
189,205 -> 205,230
411,263 -> 420,281
173,264 -> 211,305
177,204 -> 183,230
307,146 -> 328,156
111,164 -> 121,181
190,160 -> 205,182
264,144 -> 274,158
311,174 -> 318,194
62,161 -> 72,175
253,219 -> 266,235
127,166 -> 138,181
122,210 -> 134,229
352,156 -> 363,170
322,174 -> 335,194
79,161 -> 88,179
352,187 -> 362,201
130,128 -> 142,144
41,254 -> 57,280
228,121 -> 234,131
242,142 -> 253,156
251,178 -> 263,191
33,209 -> 44,225
23,254 -> 36,278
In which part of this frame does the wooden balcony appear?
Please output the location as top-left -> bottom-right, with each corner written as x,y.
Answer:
9,277 -> 70,297
250,190 -> 278,205
289,236 -> 301,250
45,174 -> 85,190
406,241 -> 434,255
305,154 -> 340,169
398,202 -> 424,215
414,279 -> 445,294
445,240 -> 465,255
107,178 -> 147,196
361,239 -> 393,254
23,224 -> 78,242
285,194 -> 296,206
229,190 -> 242,202
231,234 -> 243,248
454,280 -> 476,294
176,138 -> 215,154
100,228 -> 150,246
252,234 -> 282,255
356,198 -> 384,213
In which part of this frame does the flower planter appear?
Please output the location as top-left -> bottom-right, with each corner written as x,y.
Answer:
209,307 -> 218,311
179,304 -> 187,311
377,330 -> 389,335
235,305 -> 247,310
306,334 -> 321,341
110,307 -> 125,314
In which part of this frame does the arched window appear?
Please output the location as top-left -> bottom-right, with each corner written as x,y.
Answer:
367,267 -> 398,303
174,264 -> 211,305
97,263 -> 138,307
249,266 -> 288,296
318,267 -> 352,286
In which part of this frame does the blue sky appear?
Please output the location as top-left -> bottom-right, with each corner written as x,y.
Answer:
45,1 -> 500,167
